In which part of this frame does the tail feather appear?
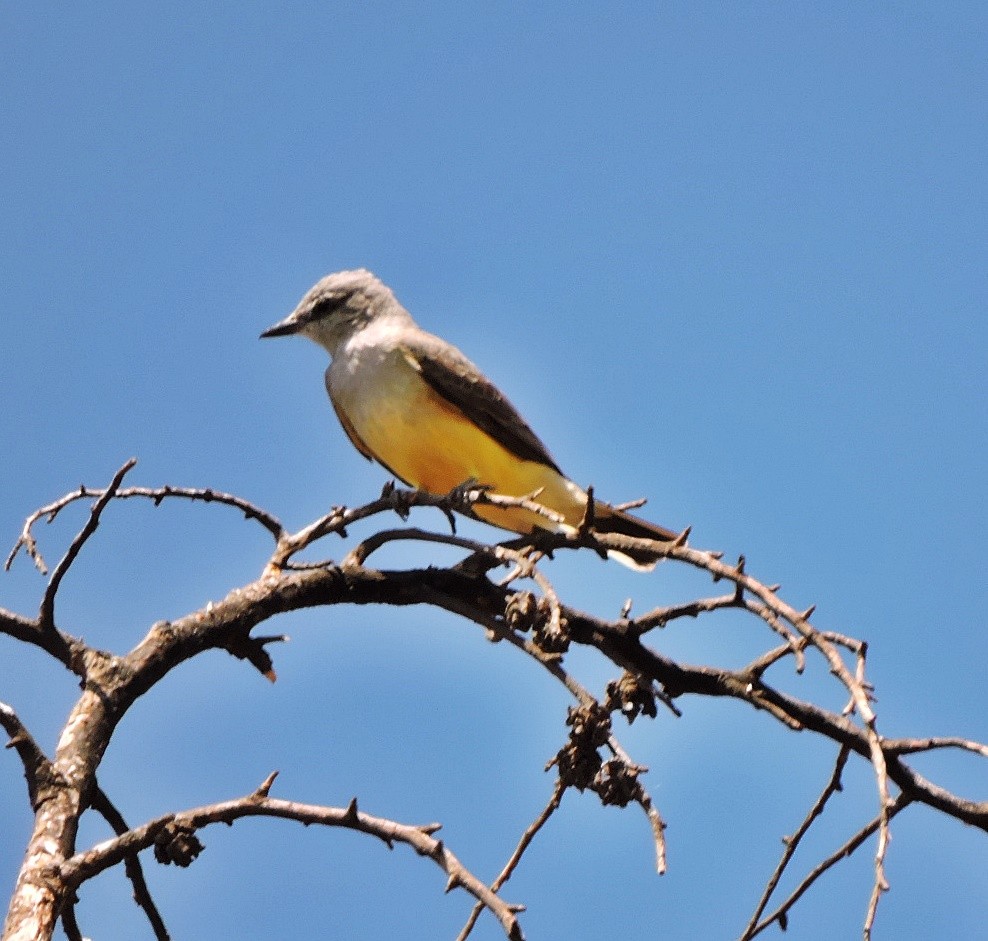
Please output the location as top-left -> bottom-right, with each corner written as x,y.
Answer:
592,501 -> 679,571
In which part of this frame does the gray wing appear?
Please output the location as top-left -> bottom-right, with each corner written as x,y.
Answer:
401,335 -> 563,473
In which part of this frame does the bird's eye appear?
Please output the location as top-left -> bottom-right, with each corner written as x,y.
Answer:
307,295 -> 345,322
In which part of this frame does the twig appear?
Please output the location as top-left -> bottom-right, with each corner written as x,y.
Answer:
485,612 -> 665,868
630,590 -> 741,633
39,460 -> 137,630
90,787 -> 169,940
883,736 -> 988,759
458,780 -> 567,941
7,475 -> 285,574
744,792 -> 912,939
741,746 -> 851,939
341,527 -> 499,570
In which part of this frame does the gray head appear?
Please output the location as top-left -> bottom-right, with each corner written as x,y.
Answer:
260,269 -> 409,354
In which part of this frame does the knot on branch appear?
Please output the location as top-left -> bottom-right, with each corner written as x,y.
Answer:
553,703 -> 611,790
605,672 -> 658,724
153,822 -> 204,868
593,756 -> 643,808
504,591 -> 569,655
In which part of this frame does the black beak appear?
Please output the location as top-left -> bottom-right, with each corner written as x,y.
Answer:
259,318 -> 300,339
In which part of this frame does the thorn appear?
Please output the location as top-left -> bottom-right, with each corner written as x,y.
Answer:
343,797 -> 359,822
672,526 -> 691,547
578,485 -> 597,534
431,839 -> 445,860
255,771 -> 279,797
768,583 -> 781,592
444,873 -> 460,893
735,554 -> 746,575
614,496 -> 648,512
800,604 -> 817,621
620,598 -> 633,619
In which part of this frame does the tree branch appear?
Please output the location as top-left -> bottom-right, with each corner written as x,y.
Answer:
89,787 -> 169,940
3,476 -> 985,941
38,459 -> 137,631
458,779 -> 566,941
0,702 -> 54,811
62,780 -> 525,941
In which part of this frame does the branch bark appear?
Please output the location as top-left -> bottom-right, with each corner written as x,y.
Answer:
2,474 -> 985,940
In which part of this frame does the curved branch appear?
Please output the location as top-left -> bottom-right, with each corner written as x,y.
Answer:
4,478 -> 986,941
62,780 -> 525,941
6,468 -> 285,576
39,459 -> 137,630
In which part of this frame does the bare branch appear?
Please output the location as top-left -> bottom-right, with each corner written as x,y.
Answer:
268,482 -> 566,570
90,788 -> 169,941
39,459 -> 137,630
631,590 -> 741,633
58,898 -> 83,941
4,480 -> 986,941
6,473 -> 285,575
744,793 -> 912,939
0,702 -> 53,810
0,607 -> 77,670
741,746 -> 851,939
62,783 -> 525,941
458,780 -> 566,941
883,736 -> 988,759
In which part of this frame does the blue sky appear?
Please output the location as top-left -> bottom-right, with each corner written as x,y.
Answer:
1,4 -> 985,939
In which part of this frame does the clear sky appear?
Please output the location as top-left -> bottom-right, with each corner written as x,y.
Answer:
1,4 -> 985,939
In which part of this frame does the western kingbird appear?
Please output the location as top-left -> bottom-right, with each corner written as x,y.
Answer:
261,269 -> 677,569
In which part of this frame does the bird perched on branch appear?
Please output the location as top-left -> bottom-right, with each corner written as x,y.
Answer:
261,269 -> 678,569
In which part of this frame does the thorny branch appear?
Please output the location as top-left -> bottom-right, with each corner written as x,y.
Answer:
1,466 -> 986,941
60,777 -> 525,941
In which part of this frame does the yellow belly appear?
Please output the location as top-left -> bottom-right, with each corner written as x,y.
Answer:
341,361 -> 584,535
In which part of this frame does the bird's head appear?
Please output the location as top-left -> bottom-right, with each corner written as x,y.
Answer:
261,268 -> 403,354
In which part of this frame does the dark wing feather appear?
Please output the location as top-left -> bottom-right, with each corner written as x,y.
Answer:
402,339 -> 562,473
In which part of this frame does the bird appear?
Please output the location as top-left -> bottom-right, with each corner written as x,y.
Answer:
260,269 -> 678,569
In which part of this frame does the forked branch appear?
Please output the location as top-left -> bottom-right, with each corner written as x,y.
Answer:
2,473 -> 985,941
